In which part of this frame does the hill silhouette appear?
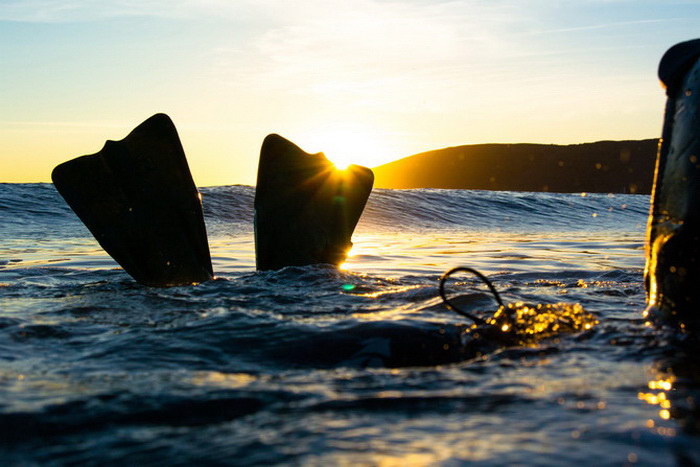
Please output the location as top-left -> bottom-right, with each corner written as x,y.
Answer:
373,139 -> 658,194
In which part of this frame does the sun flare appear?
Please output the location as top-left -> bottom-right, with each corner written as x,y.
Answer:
297,125 -> 393,170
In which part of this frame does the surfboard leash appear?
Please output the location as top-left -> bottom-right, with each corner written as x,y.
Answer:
438,266 -> 506,325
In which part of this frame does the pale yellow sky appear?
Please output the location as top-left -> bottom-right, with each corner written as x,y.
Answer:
1,1 -> 698,186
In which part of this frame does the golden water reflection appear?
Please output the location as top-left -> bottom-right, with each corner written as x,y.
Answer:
640,355 -> 700,438
487,302 -> 598,343
335,230 -> 644,278
3,223 -> 644,279
189,371 -> 257,388
639,375 -> 679,437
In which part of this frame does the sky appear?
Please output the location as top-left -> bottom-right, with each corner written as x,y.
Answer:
1,0 -> 699,186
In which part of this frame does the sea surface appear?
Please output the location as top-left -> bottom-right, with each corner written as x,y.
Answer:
1,183 -> 699,465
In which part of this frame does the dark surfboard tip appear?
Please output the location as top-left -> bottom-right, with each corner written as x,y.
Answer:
659,38 -> 700,95
52,113 -> 213,287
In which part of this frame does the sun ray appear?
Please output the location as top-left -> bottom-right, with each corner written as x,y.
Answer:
297,125 -> 393,169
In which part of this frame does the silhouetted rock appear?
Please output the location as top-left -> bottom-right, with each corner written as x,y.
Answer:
254,134 -> 374,270
373,139 -> 658,194
51,113 -> 213,287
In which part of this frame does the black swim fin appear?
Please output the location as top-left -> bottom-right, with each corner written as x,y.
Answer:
254,134 -> 374,270
51,113 -> 214,287
645,39 -> 700,327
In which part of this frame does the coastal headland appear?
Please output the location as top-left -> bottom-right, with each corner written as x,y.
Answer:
373,139 -> 658,194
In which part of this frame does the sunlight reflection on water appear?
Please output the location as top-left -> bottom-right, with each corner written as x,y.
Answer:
339,231 -> 644,277
1,229 -> 644,281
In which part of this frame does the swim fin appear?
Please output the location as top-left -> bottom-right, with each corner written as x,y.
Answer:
254,134 -> 374,270
645,39 -> 700,327
51,113 -> 214,287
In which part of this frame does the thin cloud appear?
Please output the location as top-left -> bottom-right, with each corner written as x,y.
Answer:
0,120 -> 126,128
0,0 -> 521,23
0,0 -> 260,22
530,18 -> 688,35
205,1 -> 528,92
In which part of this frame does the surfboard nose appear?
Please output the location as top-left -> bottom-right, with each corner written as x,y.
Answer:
254,134 -> 374,270
645,39 -> 700,327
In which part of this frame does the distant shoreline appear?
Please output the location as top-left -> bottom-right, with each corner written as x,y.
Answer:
372,139 -> 658,194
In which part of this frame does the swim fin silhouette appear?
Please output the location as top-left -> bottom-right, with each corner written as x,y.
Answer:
52,113 -> 213,286
254,134 -> 374,270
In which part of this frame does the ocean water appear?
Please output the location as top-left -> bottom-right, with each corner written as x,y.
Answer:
1,183 -> 699,465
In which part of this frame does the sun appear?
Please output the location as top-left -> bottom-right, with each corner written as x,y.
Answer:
329,153 -> 354,171
297,125 -> 393,170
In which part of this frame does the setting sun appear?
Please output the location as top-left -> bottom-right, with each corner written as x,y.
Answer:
297,124 -> 394,170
